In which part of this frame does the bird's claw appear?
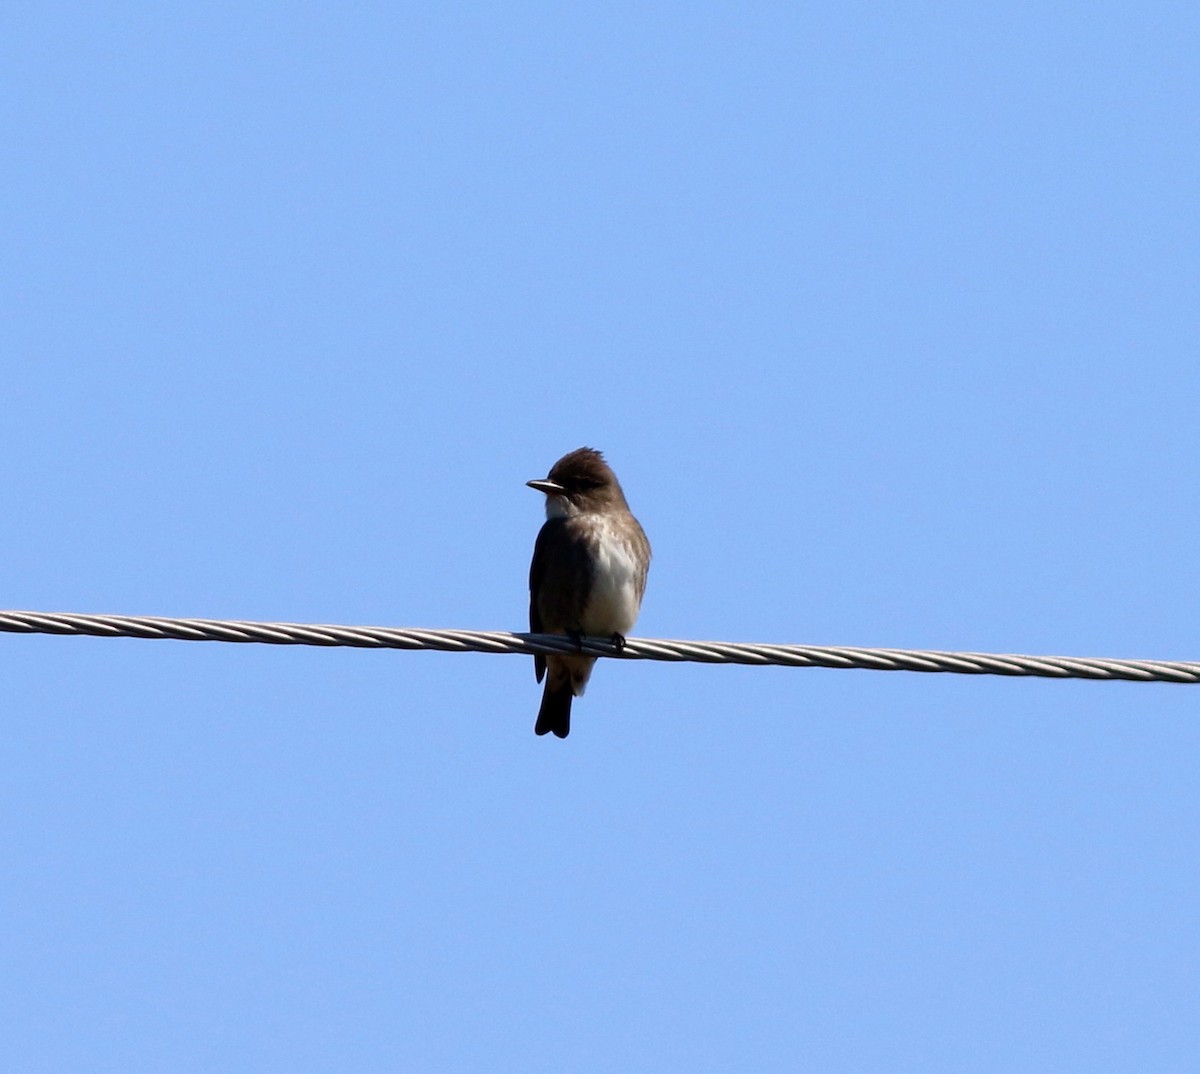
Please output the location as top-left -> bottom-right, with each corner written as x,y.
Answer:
563,630 -> 625,653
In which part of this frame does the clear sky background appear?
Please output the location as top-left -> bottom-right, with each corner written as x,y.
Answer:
3,3 -> 1198,1070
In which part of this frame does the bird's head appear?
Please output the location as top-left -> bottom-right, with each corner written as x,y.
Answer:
527,447 -> 628,518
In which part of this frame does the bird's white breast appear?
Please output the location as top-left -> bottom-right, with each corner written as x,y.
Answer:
580,516 -> 643,637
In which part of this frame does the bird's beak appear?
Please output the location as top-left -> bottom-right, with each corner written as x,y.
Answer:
526,479 -> 564,495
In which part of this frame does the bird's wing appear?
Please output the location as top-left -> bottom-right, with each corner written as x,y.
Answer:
631,517 -> 652,603
529,531 -> 546,683
529,517 -> 595,682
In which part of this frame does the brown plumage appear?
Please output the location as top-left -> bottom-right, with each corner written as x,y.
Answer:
527,448 -> 651,738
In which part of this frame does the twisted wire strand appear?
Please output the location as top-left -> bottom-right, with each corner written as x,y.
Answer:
0,609 -> 1195,683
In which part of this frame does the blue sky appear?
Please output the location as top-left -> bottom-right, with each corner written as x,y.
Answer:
3,3 -> 1198,1070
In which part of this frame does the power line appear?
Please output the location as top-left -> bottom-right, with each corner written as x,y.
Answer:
0,608 -> 1195,684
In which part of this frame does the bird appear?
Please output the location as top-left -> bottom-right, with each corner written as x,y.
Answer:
526,448 -> 651,738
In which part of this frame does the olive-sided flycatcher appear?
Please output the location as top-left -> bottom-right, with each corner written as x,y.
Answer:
527,447 -> 651,738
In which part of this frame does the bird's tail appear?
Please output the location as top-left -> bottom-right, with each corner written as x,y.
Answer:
535,678 -> 573,738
